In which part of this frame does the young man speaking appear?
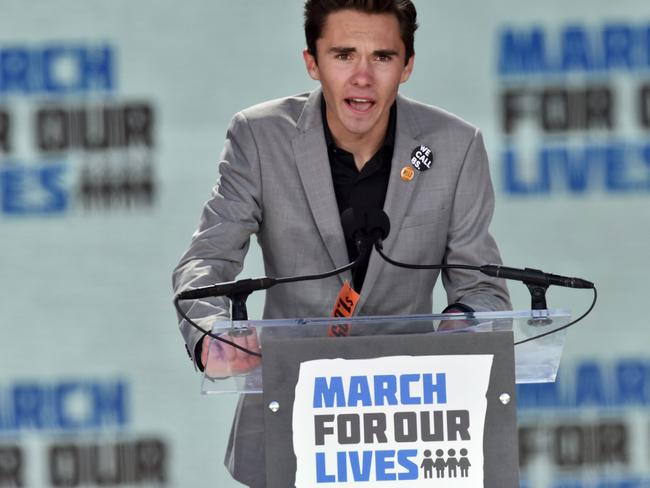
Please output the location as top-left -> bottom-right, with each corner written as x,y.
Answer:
173,1 -> 510,486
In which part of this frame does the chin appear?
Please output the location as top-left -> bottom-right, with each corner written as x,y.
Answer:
341,116 -> 377,135
347,125 -> 373,136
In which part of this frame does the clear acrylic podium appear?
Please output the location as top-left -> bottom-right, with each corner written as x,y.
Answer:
203,309 -> 570,488
202,309 -> 570,394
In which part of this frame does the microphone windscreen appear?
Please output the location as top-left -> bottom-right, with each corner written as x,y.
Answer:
341,207 -> 391,242
365,208 -> 390,240
341,208 -> 361,241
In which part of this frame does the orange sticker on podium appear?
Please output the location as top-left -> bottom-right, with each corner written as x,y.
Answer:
328,281 -> 359,337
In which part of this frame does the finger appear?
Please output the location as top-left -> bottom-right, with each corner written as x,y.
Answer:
244,328 -> 260,353
201,337 -> 210,367
221,336 -> 238,363
228,334 -> 256,368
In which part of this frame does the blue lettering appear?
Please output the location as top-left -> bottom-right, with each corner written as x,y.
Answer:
0,44 -> 114,95
518,359 -> 650,410
313,377 -> 345,408
561,26 -> 595,71
554,482 -> 582,488
504,142 -> 650,196
0,48 -> 31,93
91,381 -> 127,427
349,451 -> 372,482
517,381 -> 562,409
503,147 -> 551,195
315,452 -> 335,483
399,374 -> 420,405
562,477 -> 644,488
80,45 -> 114,91
52,381 -> 128,430
12,384 -> 44,429
375,450 -> 396,481
0,162 -> 68,215
498,27 -> 547,75
607,144 -> 650,191
373,376 -> 397,406
605,145 -> 634,191
498,23 -> 650,77
40,164 -> 68,212
603,25 -> 635,70
55,383 -> 82,429
348,376 -> 371,407
43,46 -> 71,93
397,450 -> 418,481
0,164 -> 26,214
0,379 -> 128,432
616,360 -> 648,405
422,373 -> 447,404
541,146 -> 595,193
336,451 -> 347,483
642,144 -> 650,172
575,362 -> 606,407
314,373 -> 450,407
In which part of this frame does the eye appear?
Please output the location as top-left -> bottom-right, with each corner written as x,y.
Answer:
335,53 -> 352,61
376,54 -> 393,63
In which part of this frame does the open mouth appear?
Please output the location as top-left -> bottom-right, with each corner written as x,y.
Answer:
345,98 -> 375,113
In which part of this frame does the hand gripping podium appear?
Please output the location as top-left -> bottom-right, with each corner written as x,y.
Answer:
202,309 -> 570,488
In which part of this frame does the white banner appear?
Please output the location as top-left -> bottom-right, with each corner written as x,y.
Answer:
293,355 -> 493,487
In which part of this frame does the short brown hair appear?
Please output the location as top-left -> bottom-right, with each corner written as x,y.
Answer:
304,0 -> 418,64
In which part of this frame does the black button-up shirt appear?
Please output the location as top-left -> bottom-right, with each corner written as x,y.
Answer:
322,97 -> 396,291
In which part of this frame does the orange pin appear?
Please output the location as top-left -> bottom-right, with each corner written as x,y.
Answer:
400,166 -> 415,181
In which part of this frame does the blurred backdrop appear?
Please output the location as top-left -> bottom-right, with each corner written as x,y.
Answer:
1,0 -> 649,486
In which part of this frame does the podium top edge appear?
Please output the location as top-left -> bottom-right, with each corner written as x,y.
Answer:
219,308 -> 571,328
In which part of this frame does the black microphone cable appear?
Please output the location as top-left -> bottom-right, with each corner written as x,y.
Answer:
174,256 -> 365,359
341,205 -> 597,345
173,294 -> 262,358
373,244 -> 598,347
513,287 -> 597,346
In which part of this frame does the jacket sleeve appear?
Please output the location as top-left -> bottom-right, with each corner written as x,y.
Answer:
172,111 -> 263,368
441,128 -> 511,312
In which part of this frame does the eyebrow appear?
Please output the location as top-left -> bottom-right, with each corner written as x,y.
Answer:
327,47 -> 399,57
328,47 -> 356,55
374,49 -> 399,57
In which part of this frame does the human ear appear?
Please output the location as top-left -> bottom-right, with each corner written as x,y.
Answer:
400,54 -> 415,84
303,48 -> 320,81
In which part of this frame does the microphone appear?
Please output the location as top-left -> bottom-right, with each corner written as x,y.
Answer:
479,265 -> 594,289
341,207 -> 390,256
176,277 -> 277,300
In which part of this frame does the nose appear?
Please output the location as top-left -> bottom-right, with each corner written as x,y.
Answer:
351,58 -> 373,87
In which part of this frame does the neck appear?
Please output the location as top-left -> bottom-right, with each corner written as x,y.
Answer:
327,111 -> 390,171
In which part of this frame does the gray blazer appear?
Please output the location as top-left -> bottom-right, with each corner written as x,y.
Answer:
172,88 -> 510,487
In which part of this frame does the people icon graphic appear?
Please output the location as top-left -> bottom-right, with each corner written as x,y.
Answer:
420,450 -> 435,479
434,449 -> 446,478
420,448 -> 471,479
459,448 -> 471,477
447,449 -> 459,477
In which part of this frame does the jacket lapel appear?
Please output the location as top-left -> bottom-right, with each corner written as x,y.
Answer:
291,89 -> 351,284
357,95 -> 423,312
